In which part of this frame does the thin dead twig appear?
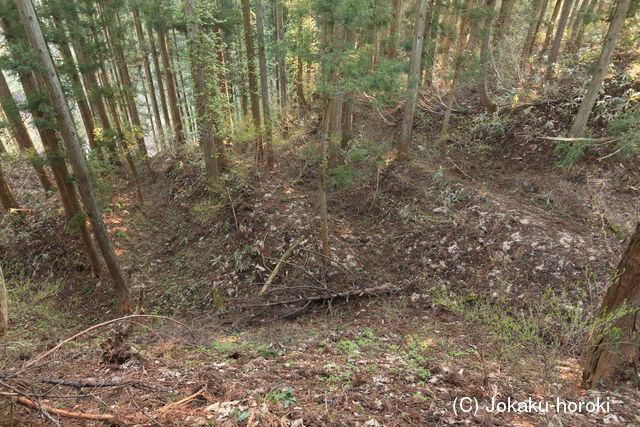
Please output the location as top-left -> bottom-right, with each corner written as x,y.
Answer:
24,314 -> 194,369
299,248 -> 365,289
260,240 -> 301,294
154,386 -> 206,413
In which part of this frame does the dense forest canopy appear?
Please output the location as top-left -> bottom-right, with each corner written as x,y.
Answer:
0,0 -> 640,424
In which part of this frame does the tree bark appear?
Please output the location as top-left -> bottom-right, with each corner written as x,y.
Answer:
440,0 -> 472,144
569,0 -> 630,137
16,0 -> 132,313
494,0 -> 515,43
397,0 -> 429,160
240,0 -> 264,163
569,0 -> 599,53
521,0 -> 549,62
0,263 -> 7,336
421,0 -> 440,88
387,0 -> 404,59
274,0 -> 287,107
294,56 -> 306,107
479,0 -> 497,113
0,70 -> 53,192
183,0 -> 227,182
157,28 -> 184,144
0,161 -> 19,211
545,0 -> 574,78
103,12 -> 148,157
133,8 -> 164,146
51,15 -> 99,153
147,24 -> 171,135
0,3 -> 102,275
583,221 -> 640,387
319,99 -> 330,259
171,30 -> 196,138
255,0 -> 272,164
540,0 -> 563,60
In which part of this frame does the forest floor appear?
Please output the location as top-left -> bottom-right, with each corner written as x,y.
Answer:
2,89 -> 640,425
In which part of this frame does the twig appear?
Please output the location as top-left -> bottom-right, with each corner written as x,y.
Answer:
262,257 -> 327,288
247,408 -> 256,426
154,386 -> 205,413
225,187 -> 240,232
127,387 -> 164,427
597,148 -> 622,161
260,240 -> 300,294
368,167 -> 381,212
24,315 -> 194,369
299,248 -> 365,288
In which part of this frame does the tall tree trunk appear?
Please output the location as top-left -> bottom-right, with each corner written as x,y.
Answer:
438,11 -> 457,80
494,0 -> 515,43
387,0 -> 404,59
397,0 -> 429,160
569,0 -> 599,53
583,221 -> 640,387
236,31 -> 249,118
183,0 -> 227,182
545,0 -> 574,78
421,0 -> 441,88
255,0 -> 272,164
158,28 -> 184,144
52,16 -> 99,153
0,4 -> 102,275
0,263 -> 7,336
133,8 -> 164,146
147,24 -> 171,134
440,0 -> 473,143
240,0 -> 264,163
171,30 -> 195,138
274,0 -> 287,107
569,0 -> 630,137
319,99 -> 330,259
294,56 -> 307,107
540,0 -> 563,60
0,161 -> 19,211
17,0 -> 132,313
479,0 -> 497,113
521,0 -> 549,63
0,70 -> 53,192
104,14 -> 148,157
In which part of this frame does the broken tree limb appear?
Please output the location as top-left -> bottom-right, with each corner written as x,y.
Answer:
0,373 -> 157,391
24,314 -> 194,369
538,136 -> 618,143
13,396 -> 118,422
247,284 -> 400,308
260,240 -> 300,295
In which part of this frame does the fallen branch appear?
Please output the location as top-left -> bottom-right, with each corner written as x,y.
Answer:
0,373 -> 156,391
24,314 -> 194,369
260,240 -> 301,295
538,136 -> 618,143
13,396 -> 117,422
245,284 -> 400,308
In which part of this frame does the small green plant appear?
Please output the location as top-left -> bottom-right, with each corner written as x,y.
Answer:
336,339 -> 360,355
266,387 -> 296,407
